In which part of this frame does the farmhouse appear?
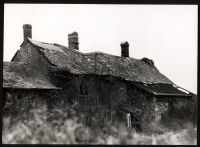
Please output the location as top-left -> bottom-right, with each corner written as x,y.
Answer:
3,24 -> 194,131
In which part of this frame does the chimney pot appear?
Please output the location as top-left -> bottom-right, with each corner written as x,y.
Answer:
68,32 -> 79,50
23,24 -> 32,43
121,41 -> 129,57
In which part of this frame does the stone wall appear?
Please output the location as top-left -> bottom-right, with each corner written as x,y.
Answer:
52,74 -> 168,130
11,43 -> 51,75
4,71 -> 193,132
3,88 -> 61,116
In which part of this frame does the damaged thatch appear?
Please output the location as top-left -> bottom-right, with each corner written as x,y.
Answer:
3,37 -> 191,97
3,62 -> 59,89
131,82 -> 192,97
28,38 -> 174,85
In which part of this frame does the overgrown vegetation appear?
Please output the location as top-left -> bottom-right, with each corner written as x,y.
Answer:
2,98 -> 197,145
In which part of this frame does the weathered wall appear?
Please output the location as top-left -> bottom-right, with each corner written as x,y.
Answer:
4,68 -> 193,131
165,97 -> 193,120
11,43 -> 51,75
125,84 -> 160,130
49,73 -> 166,130
3,88 -> 61,116
48,73 -> 131,126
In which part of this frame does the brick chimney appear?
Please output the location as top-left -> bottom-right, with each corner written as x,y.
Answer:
121,41 -> 129,57
23,24 -> 32,43
68,32 -> 79,50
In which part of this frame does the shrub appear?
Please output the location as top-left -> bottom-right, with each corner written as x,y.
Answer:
2,99 -> 197,145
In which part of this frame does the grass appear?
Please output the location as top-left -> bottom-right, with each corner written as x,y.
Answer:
2,100 -> 197,144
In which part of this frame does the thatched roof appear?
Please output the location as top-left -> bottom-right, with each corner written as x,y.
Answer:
28,38 -> 174,85
131,82 -> 192,97
3,62 -> 59,89
3,38 -> 192,97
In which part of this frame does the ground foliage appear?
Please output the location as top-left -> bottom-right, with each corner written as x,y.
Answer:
2,99 -> 197,145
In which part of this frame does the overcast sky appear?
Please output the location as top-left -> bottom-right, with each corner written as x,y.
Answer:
4,4 -> 197,94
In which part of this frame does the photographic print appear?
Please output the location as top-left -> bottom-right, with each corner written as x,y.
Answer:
2,4 -> 197,145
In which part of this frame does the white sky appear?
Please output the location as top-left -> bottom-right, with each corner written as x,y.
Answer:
4,4 -> 197,94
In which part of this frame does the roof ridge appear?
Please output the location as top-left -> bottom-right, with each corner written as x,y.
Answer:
28,38 -> 148,61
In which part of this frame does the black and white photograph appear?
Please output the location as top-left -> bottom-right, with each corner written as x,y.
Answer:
2,4 -> 197,145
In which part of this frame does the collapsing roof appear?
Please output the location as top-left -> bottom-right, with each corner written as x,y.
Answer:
131,82 -> 192,97
3,62 -> 59,90
28,38 -> 174,85
3,36 -> 191,97
26,38 -> 192,97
